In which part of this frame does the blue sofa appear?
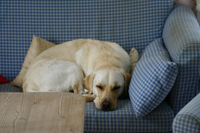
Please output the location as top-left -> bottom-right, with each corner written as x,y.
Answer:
173,93 -> 200,133
0,1 -> 200,133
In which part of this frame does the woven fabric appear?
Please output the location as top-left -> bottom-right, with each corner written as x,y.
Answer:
0,0 -> 174,81
85,99 -> 173,133
0,83 -> 22,92
163,5 -> 200,114
173,93 -> 200,133
129,38 -> 178,118
0,84 -> 174,132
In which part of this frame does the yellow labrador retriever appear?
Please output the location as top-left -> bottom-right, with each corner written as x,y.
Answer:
23,39 -> 131,111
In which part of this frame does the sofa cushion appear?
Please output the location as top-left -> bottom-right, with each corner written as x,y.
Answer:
0,0 -> 174,81
11,35 -> 55,88
129,38 -> 178,118
84,99 -> 174,133
0,83 -> 174,132
0,83 -> 22,92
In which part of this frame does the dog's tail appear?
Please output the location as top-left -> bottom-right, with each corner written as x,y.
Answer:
82,94 -> 96,102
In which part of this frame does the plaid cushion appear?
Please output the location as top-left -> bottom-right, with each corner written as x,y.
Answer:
0,84 -> 174,132
85,99 -> 173,133
163,5 -> 200,114
173,93 -> 200,133
0,0 -> 174,81
129,38 -> 178,118
0,83 -> 22,92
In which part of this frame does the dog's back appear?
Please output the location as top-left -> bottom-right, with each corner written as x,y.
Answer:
30,39 -> 130,75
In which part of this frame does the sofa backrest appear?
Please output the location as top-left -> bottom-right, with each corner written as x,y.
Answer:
0,0 -> 174,81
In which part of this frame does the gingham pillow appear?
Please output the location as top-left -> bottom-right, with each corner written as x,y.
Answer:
129,38 -> 178,118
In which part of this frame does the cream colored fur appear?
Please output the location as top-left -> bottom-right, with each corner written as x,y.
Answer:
23,39 -> 131,110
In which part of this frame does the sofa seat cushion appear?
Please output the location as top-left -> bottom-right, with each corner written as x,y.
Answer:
84,99 -> 174,133
0,84 -> 174,132
0,83 -> 22,92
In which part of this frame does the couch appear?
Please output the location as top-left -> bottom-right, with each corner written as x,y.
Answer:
0,1 -> 200,133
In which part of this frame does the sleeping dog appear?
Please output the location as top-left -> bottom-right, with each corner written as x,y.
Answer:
23,39 -> 131,111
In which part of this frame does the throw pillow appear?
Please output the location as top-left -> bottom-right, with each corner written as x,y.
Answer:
0,75 -> 10,84
129,38 -> 178,118
11,35 -> 55,87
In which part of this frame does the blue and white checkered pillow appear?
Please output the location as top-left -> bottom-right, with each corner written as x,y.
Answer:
129,38 -> 178,118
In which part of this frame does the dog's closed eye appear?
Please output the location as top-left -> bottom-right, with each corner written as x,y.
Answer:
112,86 -> 120,91
96,85 -> 104,90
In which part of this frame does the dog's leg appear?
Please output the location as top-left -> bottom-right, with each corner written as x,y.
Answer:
82,94 -> 96,102
83,74 -> 95,95
73,84 -> 84,95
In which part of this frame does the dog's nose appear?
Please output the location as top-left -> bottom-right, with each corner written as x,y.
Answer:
101,100 -> 112,111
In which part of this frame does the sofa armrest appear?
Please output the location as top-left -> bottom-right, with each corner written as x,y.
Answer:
162,4 -> 200,114
163,4 -> 200,62
173,93 -> 200,133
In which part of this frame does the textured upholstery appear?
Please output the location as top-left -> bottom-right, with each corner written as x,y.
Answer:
0,83 -> 174,133
0,83 -> 23,92
173,93 -> 200,133
2,1 -> 200,133
84,99 -> 173,133
129,38 -> 177,118
0,0 -> 173,81
163,5 -> 200,114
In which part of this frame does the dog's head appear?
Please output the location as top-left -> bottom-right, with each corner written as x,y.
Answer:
83,69 -> 130,111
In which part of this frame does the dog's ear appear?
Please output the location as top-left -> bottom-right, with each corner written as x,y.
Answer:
119,70 -> 131,99
83,73 -> 95,95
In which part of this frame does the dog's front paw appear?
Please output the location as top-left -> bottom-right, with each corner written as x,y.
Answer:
79,90 -> 85,95
82,94 -> 96,102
